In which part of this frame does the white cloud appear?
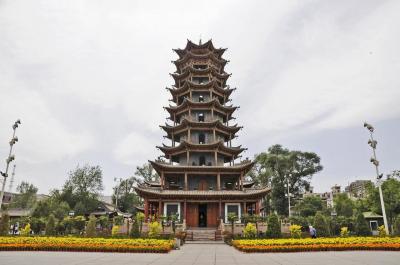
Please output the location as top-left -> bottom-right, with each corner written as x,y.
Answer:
0,0 -> 399,194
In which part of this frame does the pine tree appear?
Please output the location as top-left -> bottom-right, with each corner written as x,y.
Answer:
266,213 -> 281,238
354,212 -> 371,236
313,212 -> 330,237
0,213 -> 10,236
85,215 -> 97,237
45,214 -> 56,236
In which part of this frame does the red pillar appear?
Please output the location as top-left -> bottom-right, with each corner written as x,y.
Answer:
144,198 -> 149,221
219,199 -> 222,219
158,199 -> 162,218
184,200 -> 187,221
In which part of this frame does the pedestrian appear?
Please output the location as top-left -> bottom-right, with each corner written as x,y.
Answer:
309,225 -> 317,238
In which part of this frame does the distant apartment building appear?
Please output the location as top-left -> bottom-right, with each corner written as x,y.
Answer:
345,180 -> 372,199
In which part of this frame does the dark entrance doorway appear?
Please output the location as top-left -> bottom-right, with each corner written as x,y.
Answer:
198,204 -> 207,227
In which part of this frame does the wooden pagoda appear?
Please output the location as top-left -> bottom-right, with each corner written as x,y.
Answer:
135,40 -> 269,228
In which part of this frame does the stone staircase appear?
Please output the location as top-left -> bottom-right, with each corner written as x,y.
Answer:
186,228 -> 222,241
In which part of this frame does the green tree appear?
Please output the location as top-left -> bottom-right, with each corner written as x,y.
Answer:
393,215 -> 400,236
136,212 -> 145,235
85,215 -> 97,237
354,212 -> 371,236
0,213 -> 10,235
112,177 -> 142,212
134,162 -> 159,183
251,145 -> 323,216
73,216 -> 86,234
12,181 -> 38,209
295,196 -> 324,217
313,212 -> 330,237
334,193 -> 354,217
266,213 -> 281,238
30,217 -> 46,235
60,165 -> 103,214
45,214 -> 56,236
227,213 -> 238,235
366,178 -> 400,232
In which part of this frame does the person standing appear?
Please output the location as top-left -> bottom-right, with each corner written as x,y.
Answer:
309,225 -> 317,238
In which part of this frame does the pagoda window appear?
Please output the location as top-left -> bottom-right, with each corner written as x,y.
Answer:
198,113 -> 204,122
199,95 -> 204,102
199,156 -> 206,166
246,202 -> 256,215
193,64 -> 207,70
199,133 -> 205,144
164,203 -> 180,218
192,76 -> 209,84
225,203 -> 241,223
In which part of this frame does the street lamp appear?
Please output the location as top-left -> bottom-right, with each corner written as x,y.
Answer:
0,120 -> 21,208
285,173 -> 293,218
114,177 -> 129,212
363,122 -> 389,234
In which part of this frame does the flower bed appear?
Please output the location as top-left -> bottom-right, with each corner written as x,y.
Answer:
232,237 -> 400,253
0,237 -> 174,253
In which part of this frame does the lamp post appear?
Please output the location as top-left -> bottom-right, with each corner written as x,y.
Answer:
285,174 -> 293,218
0,119 -> 21,209
114,177 -> 123,212
363,122 -> 389,234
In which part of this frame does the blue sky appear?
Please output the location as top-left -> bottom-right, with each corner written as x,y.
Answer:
0,0 -> 399,195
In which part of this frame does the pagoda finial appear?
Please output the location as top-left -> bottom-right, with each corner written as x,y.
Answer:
199,34 -> 202,45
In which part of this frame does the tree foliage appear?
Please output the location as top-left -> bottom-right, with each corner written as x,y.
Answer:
266,213 -> 281,238
0,213 -> 10,236
59,165 -> 103,214
313,211 -> 330,237
45,214 -> 56,236
250,145 -> 323,215
85,215 -> 97,237
12,181 -> 38,209
334,193 -> 354,217
112,177 -> 142,212
295,196 -> 324,217
366,178 -> 400,231
134,162 -> 159,183
354,212 -> 371,236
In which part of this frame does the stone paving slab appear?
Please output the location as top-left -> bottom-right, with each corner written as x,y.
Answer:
0,244 -> 399,265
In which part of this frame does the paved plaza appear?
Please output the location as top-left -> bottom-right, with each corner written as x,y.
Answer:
0,243 -> 399,265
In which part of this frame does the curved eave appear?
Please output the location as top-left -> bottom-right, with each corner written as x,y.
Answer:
149,160 -> 255,175
157,140 -> 245,156
168,84 -> 234,99
170,66 -> 231,81
173,40 -> 227,58
164,98 -> 238,115
160,119 -> 242,136
134,186 -> 269,199
173,52 -> 228,67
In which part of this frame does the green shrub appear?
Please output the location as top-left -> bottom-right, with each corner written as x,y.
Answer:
378,225 -> 387,237
289,224 -> 302,239
136,212 -> 145,235
20,223 -> 31,236
148,221 -> 162,238
243,223 -> 257,238
313,212 -> 330,237
354,212 -> 371,236
113,215 -> 124,225
266,214 -> 281,238
85,215 -> 97,237
73,216 -> 86,234
130,219 -> 140,238
394,215 -> 400,236
45,214 -> 56,236
111,225 -> 120,237
0,213 -> 10,236
227,213 -> 238,235
340,227 -> 349,237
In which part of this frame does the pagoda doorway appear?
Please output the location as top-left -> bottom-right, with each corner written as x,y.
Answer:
198,204 -> 207,227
